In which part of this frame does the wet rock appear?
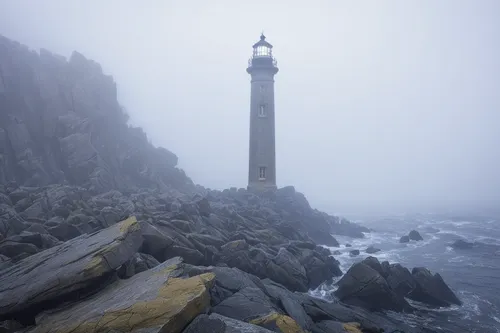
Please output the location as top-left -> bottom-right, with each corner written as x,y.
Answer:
32,257 -> 215,333
0,239 -> 39,258
451,239 -> 474,250
407,267 -> 462,307
0,216 -> 142,319
408,230 -> 423,241
272,248 -> 308,291
349,250 -> 359,256
365,245 -> 381,254
212,287 -> 278,322
386,263 -> 416,297
334,262 -> 410,312
345,243 -> 352,247
399,235 -> 410,243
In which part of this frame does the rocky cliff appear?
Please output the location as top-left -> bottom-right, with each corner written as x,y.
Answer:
0,35 -> 460,333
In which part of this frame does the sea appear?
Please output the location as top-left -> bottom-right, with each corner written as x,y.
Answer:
311,212 -> 500,333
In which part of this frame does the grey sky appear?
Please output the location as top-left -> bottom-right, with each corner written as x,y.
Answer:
1,1 -> 499,214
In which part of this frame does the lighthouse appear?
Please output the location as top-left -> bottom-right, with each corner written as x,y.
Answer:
247,34 -> 279,190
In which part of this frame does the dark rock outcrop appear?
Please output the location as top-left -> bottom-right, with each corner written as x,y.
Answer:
408,267 -> 463,307
334,262 -> 410,312
399,235 -> 410,243
334,257 -> 461,313
450,239 -> 474,250
365,245 -> 381,254
409,230 -> 424,241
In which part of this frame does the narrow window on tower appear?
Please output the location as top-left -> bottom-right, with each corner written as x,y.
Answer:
259,167 -> 267,180
260,85 -> 266,93
259,104 -> 266,117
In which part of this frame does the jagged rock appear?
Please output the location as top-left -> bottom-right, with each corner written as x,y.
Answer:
0,216 -> 142,319
450,239 -> 474,250
399,235 -> 410,243
408,230 -> 423,241
272,248 -> 308,291
334,262 -> 410,312
407,267 -> 462,307
32,257 -> 215,333
365,245 -> 381,254
386,263 -> 416,297
139,221 -> 175,262
345,243 -> 352,247
261,279 -> 314,331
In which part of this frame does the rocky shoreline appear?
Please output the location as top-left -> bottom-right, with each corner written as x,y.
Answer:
0,34 -> 462,332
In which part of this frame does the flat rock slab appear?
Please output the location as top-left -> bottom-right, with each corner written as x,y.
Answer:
184,314 -> 276,333
31,257 -> 215,333
0,216 -> 142,317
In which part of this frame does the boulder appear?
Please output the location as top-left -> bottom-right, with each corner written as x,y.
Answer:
139,221 -> 175,262
47,222 -> 82,241
32,257 -> 216,333
212,287 -> 278,322
0,239 -> 39,258
408,230 -> 423,241
399,235 -> 410,243
407,267 -> 462,307
249,312 -> 307,333
365,245 -> 381,254
261,279 -> 314,331
184,313 -> 275,333
349,250 -> 359,256
334,262 -> 410,312
450,239 -> 474,250
272,248 -> 308,291
345,243 -> 352,247
0,216 -> 142,319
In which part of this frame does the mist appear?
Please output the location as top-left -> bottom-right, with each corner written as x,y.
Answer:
1,0 -> 499,215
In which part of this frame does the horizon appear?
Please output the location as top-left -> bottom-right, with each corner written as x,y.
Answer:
1,1 -> 499,215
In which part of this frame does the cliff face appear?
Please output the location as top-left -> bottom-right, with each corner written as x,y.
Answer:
0,35 -> 192,193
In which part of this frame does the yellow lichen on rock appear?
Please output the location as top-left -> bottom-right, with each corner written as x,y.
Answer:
343,322 -> 362,333
118,216 -> 139,233
35,272 -> 215,333
250,312 -> 307,333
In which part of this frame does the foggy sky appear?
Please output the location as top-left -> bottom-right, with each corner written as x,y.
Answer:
1,1 -> 499,214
